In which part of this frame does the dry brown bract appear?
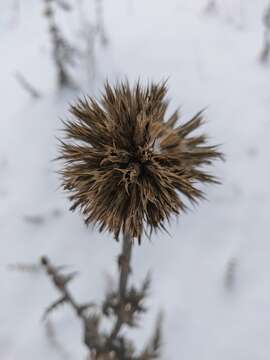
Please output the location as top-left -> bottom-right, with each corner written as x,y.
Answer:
59,81 -> 222,242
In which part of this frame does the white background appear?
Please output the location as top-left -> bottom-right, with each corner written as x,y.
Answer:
0,0 -> 270,359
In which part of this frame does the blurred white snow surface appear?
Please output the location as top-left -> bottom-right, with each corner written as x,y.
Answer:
1,0 -> 270,359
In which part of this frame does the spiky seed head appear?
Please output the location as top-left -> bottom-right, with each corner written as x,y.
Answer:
59,81 -> 222,243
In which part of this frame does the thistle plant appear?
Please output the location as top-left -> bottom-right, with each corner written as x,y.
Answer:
60,81 -> 221,242
42,80 -> 222,359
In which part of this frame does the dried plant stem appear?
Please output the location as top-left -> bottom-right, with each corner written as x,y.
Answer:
261,2 -> 270,63
44,0 -> 73,88
41,236 -> 134,357
41,256 -> 88,323
119,235 -> 133,298
108,235 -> 133,342
15,72 -> 41,99
261,29 -> 270,63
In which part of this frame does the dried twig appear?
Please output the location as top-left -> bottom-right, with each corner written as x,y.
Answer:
15,72 -> 41,99
140,313 -> 163,359
43,0 -> 75,88
41,256 -> 86,319
41,237 -> 161,359
260,2 -> 270,63
8,262 -> 41,273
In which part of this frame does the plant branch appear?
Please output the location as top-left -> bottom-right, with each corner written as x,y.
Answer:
41,256 -> 88,322
108,234 -> 133,343
260,2 -> 270,63
40,236 -> 135,357
43,0 -> 74,88
15,72 -> 42,99
40,237 -> 160,359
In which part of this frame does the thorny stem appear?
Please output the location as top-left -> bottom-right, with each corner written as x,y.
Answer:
107,234 -> 133,343
41,256 -> 88,323
40,238 -> 161,358
41,234 -> 134,355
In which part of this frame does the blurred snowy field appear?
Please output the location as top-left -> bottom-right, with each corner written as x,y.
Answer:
1,0 -> 270,359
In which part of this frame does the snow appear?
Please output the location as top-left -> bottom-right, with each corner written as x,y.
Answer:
1,0 -> 270,359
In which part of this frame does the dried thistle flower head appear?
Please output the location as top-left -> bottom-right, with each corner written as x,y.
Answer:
59,81 -> 222,242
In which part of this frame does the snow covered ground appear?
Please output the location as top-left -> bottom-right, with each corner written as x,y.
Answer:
1,0 -> 270,359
